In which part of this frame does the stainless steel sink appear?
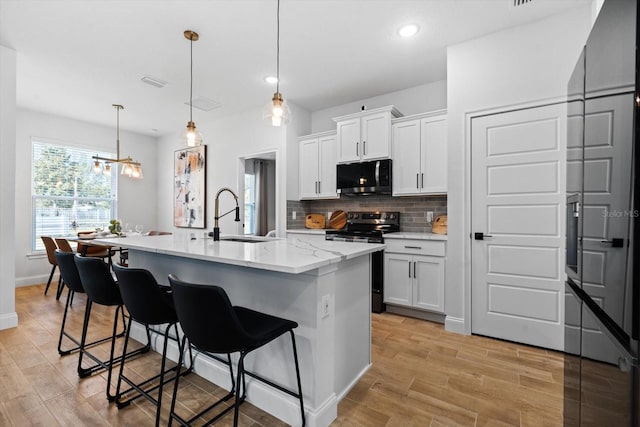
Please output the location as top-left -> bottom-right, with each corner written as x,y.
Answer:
219,236 -> 276,243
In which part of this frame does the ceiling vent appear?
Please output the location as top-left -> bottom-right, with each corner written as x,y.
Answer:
186,96 -> 222,112
513,0 -> 533,6
140,75 -> 168,88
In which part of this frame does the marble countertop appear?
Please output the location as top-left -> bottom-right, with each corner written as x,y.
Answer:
94,234 -> 384,274
286,229 -> 447,240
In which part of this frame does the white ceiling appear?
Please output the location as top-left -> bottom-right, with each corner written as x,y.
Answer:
0,0 -> 590,136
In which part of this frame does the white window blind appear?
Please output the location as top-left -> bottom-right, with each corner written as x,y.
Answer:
31,140 -> 117,251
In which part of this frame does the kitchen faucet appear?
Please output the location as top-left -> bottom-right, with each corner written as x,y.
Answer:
210,187 -> 240,240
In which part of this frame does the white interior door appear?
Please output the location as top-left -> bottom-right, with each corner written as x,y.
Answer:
471,104 -> 566,350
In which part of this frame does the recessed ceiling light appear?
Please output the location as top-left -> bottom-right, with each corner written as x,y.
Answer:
264,75 -> 279,84
140,75 -> 168,88
398,24 -> 420,38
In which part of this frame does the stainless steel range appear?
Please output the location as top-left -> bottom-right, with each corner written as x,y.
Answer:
325,211 -> 400,313
325,211 -> 400,243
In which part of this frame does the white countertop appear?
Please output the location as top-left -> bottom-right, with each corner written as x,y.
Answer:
95,234 -> 384,274
286,229 -> 447,240
384,232 -> 447,241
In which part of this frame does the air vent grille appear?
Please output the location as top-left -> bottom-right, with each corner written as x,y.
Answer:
186,96 -> 222,112
140,75 -> 168,88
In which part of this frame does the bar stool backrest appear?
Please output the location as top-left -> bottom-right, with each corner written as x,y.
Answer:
112,264 -> 177,325
74,255 -> 122,306
168,275 -> 251,353
54,249 -> 84,293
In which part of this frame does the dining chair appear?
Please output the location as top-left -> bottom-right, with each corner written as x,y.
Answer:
41,236 -> 63,299
167,275 -> 305,427
54,238 -> 75,253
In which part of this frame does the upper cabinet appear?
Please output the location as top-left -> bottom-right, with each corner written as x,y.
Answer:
392,111 -> 447,196
333,106 -> 402,163
298,131 -> 339,200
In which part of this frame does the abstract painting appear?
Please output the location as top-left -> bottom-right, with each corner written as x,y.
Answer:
174,145 -> 206,228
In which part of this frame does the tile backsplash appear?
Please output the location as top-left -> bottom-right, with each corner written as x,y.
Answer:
287,195 -> 447,233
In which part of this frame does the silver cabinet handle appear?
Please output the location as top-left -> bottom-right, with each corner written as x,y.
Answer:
404,245 -> 422,249
421,173 -> 424,188
408,261 -> 411,278
318,181 -> 321,194
416,173 -> 419,189
356,142 -> 359,156
363,140 -> 366,155
414,261 -> 417,278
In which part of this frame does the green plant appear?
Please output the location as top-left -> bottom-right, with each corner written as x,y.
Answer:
108,219 -> 121,235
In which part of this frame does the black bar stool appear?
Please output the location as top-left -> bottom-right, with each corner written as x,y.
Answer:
74,254 -> 151,401
167,274 -> 305,427
112,264 -> 193,426
54,250 -> 120,356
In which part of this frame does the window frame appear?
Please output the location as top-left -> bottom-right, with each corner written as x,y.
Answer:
31,138 -> 118,252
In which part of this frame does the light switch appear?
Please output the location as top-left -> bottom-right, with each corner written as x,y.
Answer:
427,211 -> 434,223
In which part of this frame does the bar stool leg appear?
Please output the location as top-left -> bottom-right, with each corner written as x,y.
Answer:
290,331 -> 306,426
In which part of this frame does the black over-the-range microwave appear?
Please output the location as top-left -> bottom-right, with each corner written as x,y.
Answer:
336,159 -> 392,196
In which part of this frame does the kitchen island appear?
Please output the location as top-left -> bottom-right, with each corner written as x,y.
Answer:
94,234 -> 383,427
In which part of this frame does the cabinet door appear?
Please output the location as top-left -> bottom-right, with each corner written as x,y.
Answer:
362,111 -> 391,160
392,120 -> 422,195
413,255 -> 445,313
337,118 -> 360,163
383,253 -> 412,307
317,134 -> 339,198
421,116 -> 448,194
299,137 -> 319,199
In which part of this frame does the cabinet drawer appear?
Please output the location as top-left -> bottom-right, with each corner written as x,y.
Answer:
385,239 -> 445,257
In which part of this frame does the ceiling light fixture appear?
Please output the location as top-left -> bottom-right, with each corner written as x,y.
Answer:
92,104 -> 143,179
263,0 -> 290,126
182,30 -> 203,146
398,23 -> 420,38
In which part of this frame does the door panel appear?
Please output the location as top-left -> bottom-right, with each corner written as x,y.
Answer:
392,120 -> 421,195
337,118 -> 360,163
421,116 -> 448,193
471,104 -> 565,350
383,254 -> 412,306
318,134 -> 338,198
299,138 -> 319,199
361,112 -> 390,160
413,256 -> 444,312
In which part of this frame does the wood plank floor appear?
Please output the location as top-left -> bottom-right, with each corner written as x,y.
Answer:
0,284 -> 564,426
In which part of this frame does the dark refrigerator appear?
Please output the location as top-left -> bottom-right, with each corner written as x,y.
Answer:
564,0 -> 640,425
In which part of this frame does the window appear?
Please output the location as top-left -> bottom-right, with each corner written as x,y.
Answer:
244,173 -> 256,235
32,140 -> 117,251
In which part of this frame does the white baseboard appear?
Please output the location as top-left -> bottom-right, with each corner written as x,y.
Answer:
130,322 -> 330,427
15,274 -> 52,287
444,316 -> 466,334
0,312 -> 18,330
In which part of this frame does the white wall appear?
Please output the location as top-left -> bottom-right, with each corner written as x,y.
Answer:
0,45 -> 18,329
311,80 -> 447,133
445,4 -> 596,332
156,104 -> 311,239
15,109 -> 158,286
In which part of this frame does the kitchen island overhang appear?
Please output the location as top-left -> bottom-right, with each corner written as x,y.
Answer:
95,234 -> 384,427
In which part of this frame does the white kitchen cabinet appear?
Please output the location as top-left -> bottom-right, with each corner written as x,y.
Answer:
384,238 -> 445,313
392,110 -> 447,195
334,105 -> 402,163
299,131 -> 339,199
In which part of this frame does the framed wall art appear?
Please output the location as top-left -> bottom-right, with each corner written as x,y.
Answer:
174,145 -> 206,228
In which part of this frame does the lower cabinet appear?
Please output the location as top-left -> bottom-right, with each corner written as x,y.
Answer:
384,240 -> 445,313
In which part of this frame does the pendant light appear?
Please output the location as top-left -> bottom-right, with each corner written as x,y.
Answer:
263,0 -> 290,126
183,30 -> 203,146
92,104 -> 143,179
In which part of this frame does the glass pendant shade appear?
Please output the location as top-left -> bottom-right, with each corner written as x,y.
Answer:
263,92 -> 290,127
183,120 -> 203,147
104,163 -> 111,175
93,160 -> 102,174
